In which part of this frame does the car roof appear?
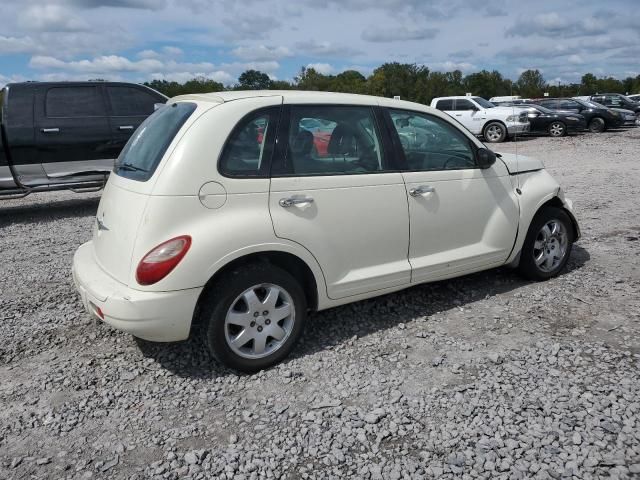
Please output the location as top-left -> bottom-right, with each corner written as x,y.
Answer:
170,90 -> 431,111
432,96 -> 483,100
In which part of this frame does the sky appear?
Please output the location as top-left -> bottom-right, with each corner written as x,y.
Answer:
0,0 -> 638,88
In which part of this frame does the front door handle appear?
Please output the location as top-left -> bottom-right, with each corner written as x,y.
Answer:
279,196 -> 314,207
409,185 -> 435,197
455,114 -> 462,116
41,128 -> 60,133
118,125 -> 134,131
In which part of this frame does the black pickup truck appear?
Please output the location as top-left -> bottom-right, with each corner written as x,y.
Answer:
0,81 -> 167,199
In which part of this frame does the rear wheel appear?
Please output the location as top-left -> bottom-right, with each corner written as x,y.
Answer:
548,121 -> 566,137
200,263 -> 307,372
518,207 -> 573,281
588,117 -> 605,133
483,122 -> 507,143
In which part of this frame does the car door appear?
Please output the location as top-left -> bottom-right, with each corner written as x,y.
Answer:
451,98 -> 481,133
269,103 -> 411,299
35,84 -> 113,181
385,108 -> 519,283
106,85 -> 165,158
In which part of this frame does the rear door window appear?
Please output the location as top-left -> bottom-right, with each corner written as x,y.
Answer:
115,102 -> 196,181
107,86 -> 160,116
45,86 -> 106,118
273,105 -> 386,176
454,99 -> 475,111
435,99 -> 454,111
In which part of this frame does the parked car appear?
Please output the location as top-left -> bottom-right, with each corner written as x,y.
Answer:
430,96 -> 529,143
0,81 -> 167,199
508,104 -> 587,136
489,95 -> 529,105
531,98 -> 624,133
588,93 -> 640,116
627,94 -> 640,102
72,91 -> 579,372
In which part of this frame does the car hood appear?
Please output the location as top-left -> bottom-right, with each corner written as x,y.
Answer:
495,152 -> 544,174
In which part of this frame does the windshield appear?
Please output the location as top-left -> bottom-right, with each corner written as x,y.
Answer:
472,97 -> 495,109
115,102 -> 197,181
574,98 -> 602,109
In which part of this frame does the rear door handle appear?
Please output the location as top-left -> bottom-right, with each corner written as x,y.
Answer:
118,125 -> 134,131
455,114 -> 462,117
279,196 -> 314,207
409,185 -> 435,197
41,128 -> 59,133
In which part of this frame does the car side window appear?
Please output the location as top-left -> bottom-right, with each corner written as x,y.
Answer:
389,109 -> 476,171
604,95 -> 621,107
107,86 -> 159,116
219,107 -> 278,177
559,100 -> 578,110
45,86 -> 105,118
454,99 -> 475,111
274,105 -> 385,176
435,99 -> 454,111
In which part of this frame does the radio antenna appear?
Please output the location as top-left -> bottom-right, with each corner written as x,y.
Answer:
510,80 -> 521,193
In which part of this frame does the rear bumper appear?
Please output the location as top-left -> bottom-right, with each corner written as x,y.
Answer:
72,242 -> 202,342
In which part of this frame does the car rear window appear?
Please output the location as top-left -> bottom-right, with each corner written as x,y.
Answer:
114,102 -> 196,181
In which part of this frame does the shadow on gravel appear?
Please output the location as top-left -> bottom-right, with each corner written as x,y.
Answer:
135,244 -> 590,378
0,196 -> 100,227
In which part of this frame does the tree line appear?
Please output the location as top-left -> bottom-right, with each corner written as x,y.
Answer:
144,64 -> 640,102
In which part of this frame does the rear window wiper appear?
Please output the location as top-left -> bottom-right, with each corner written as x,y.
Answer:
117,163 -> 147,172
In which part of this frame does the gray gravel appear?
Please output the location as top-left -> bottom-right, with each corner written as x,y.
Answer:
1,128 -> 640,479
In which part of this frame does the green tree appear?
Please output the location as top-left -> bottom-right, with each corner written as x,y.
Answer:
237,69 -> 272,90
366,62 -> 430,102
516,69 -> 546,98
295,67 -> 334,91
331,70 -> 367,94
462,70 -> 512,99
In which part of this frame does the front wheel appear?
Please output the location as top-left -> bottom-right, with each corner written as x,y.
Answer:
483,122 -> 507,143
588,117 -> 605,133
548,121 -> 566,137
200,263 -> 307,372
518,207 -> 574,281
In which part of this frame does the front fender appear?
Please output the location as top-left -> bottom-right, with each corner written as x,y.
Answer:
506,169 -> 579,265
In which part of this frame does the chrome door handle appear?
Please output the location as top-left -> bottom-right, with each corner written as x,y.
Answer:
41,128 -> 59,133
279,196 -> 314,207
409,185 -> 435,197
118,125 -> 134,130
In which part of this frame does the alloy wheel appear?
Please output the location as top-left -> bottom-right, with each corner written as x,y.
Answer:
533,219 -> 569,272
224,283 -> 295,359
549,122 -> 565,137
485,125 -> 504,142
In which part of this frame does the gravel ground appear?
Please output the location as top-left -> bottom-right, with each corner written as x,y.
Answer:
1,128 -> 639,479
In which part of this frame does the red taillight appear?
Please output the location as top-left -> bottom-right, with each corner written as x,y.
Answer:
136,235 -> 192,286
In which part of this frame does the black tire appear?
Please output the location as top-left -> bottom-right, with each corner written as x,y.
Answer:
588,117 -> 605,133
548,121 -> 566,137
518,207 -> 574,281
200,263 -> 307,373
483,122 -> 507,143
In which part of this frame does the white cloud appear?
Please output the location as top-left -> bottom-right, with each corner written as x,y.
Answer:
568,54 -> 584,65
295,40 -> 361,58
0,35 -> 35,54
362,25 -> 438,42
307,63 -> 335,75
429,61 -> 477,73
19,5 -> 89,32
231,45 -> 293,62
162,46 -> 183,56
137,49 -> 160,59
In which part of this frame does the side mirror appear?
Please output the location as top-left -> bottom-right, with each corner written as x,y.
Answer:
477,148 -> 497,169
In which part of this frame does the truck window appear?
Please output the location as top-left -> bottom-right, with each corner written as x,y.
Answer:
107,86 -> 159,116
435,99 -> 454,111
45,86 -> 106,118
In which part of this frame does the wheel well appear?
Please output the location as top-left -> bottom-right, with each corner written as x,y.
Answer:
539,197 -> 578,240
190,251 -> 319,332
483,120 -> 507,134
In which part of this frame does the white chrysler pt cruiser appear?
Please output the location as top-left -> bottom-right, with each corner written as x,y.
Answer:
72,91 -> 579,372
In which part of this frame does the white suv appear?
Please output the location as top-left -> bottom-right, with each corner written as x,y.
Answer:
72,91 -> 579,372
431,96 -> 529,142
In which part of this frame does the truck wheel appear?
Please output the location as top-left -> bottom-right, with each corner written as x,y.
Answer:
588,117 -> 605,133
200,263 -> 307,373
483,122 -> 507,143
518,207 -> 573,281
548,121 -> 566,137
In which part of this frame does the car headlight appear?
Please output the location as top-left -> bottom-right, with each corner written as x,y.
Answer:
506,115 -> 519,122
